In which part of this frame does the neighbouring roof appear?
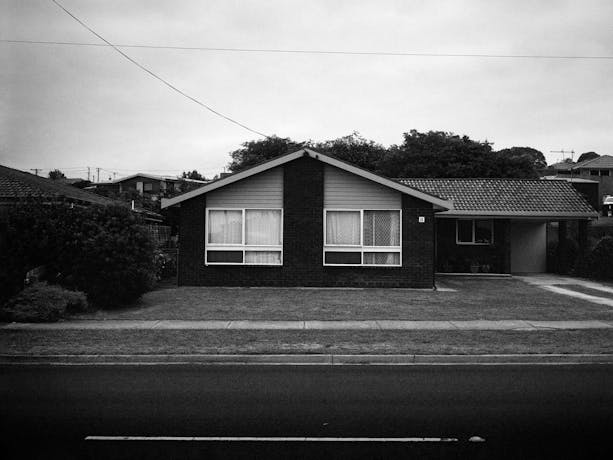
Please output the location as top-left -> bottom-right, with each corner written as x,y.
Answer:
398,178 -> 597,218
572,155 -> 613,170
107,173 -> 208,185
0,164 -> 118,206
0,165 -> 163,220
161,149 -> 453,210
549,161 -> 575,171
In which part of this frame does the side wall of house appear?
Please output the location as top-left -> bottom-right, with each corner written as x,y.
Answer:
178,157 -> 435,287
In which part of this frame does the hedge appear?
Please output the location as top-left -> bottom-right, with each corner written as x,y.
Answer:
1,201 -> 157,308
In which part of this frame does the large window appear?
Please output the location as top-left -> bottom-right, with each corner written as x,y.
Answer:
206,208 -> 282,265
324,210 -> 401,266
456,219 -> 493,245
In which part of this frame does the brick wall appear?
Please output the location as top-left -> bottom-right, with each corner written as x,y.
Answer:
178,155 -> 435,287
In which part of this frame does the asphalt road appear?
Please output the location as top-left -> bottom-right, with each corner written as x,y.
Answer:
1,364 -> 612,459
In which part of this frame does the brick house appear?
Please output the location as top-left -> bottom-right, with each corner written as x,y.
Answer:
162,149 -> 597,287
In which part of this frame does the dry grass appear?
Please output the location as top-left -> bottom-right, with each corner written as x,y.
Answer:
2,329 -> 613,355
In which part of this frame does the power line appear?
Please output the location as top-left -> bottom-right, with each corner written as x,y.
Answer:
3,38 -> 613,60
48,0 -> 270,138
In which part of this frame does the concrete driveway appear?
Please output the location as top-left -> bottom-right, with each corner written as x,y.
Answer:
517,274 -> 613,307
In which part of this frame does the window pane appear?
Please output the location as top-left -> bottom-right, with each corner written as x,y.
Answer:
363,252 -> 400,265
245,210 -> 282,245
245,251 -> 281,264
207,250 -> 243,263
208,210 -> 242,244
326,211 -> 360,245
363,211 -> 400,246
474,220 -> 493,244
601,170 -> 610,176
457,220 -> 473,243
324,251 -> 361,264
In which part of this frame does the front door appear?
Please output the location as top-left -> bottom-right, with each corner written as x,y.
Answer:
510,221 -> 546,273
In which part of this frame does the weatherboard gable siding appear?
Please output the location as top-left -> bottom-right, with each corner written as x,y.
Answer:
206,167 -> 283,208
324,165 -> 401,209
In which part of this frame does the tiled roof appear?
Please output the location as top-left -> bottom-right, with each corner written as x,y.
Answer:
0,165 -> 117,205
0,165 -> 163,220
572,155 -> 613,169
398,178 -> 597,217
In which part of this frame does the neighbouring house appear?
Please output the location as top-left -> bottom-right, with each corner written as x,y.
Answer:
92,173 -> 207,201
547,155 -> 613,213
162,149 -> 597,287
0,164 -> 163,222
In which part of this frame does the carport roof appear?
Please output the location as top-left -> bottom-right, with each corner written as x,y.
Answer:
398,178 -> 598,218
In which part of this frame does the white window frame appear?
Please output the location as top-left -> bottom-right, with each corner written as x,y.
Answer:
456,219 -> 494,245
323,209 -> 402,267
205,208 -> 283,266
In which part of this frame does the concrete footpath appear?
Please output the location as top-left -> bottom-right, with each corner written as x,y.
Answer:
2,319 -> 613,331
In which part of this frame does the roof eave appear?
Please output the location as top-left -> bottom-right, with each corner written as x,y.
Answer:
437,210 -> 599,219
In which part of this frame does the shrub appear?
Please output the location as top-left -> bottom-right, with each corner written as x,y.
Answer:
154,250 -> 177,280
579,236 -> 613,280
1,202 -> 157,309
0,282 -> 88,323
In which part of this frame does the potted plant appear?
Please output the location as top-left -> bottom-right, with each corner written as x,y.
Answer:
469,260 -> 480,273
481,263 -> 491,273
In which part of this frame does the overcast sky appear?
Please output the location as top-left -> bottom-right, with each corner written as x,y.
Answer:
1,0 -> 612,180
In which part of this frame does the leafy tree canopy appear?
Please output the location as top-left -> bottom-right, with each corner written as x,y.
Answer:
378,130 -> 537,179
226,130 -> 540,179
48,169 -> 66,180
496,147 -> 547,170
228,136 -> 306,172
181,170 -> 206,181
577,151 -> 600,163
312,132 -> 385,172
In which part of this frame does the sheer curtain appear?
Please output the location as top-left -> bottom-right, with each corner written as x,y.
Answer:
208,210 -> 242,244
245,210 -> 282,245
245,251 -> 281,264
326,211 -> 360,245
363,211 -> 400,246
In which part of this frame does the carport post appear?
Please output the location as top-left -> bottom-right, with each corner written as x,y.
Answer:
577,220 -> 588,253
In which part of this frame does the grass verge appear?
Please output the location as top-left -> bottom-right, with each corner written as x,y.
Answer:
2,329 -> 613,355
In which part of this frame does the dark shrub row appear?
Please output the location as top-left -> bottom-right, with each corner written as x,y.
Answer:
1,202 -> 157,308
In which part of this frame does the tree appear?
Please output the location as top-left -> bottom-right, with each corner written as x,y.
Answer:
312,132 -> 385,172
577,151 -> 599,163
48,169 -> 66,180
227,136 -> 305,172
377,130 -> 538,179
497,147 -> 547,170
181,170 -> 206,181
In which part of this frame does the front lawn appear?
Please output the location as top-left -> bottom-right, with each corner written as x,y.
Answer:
2,329 -> 612,355
75,278 -> 613,321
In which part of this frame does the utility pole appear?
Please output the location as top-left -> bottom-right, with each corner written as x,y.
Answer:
87,166 -> 91,182
96,167 -> 100,183
30,168 -> 41,176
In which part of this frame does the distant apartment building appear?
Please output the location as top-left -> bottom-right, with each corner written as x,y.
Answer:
92,173 -> 208,200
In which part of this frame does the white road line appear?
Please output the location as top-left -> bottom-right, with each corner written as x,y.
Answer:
85,436 -> 459,443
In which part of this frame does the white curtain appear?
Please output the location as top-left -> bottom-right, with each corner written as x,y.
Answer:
326,211 -> 360,245
245,210 -> 282,245
208,210 -> 242,244
245,251 -> 281,264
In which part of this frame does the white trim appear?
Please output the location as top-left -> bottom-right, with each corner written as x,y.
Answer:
162,149 -> 453,210
205,207 -> 284,266
455,219 -> 494,245
323,208 -> 402,267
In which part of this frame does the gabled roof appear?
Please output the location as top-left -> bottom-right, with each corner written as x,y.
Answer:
398,178 -> 597,218
161,149 -> 453,210
572,155 -> 613,169
0,164 -> 118,206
